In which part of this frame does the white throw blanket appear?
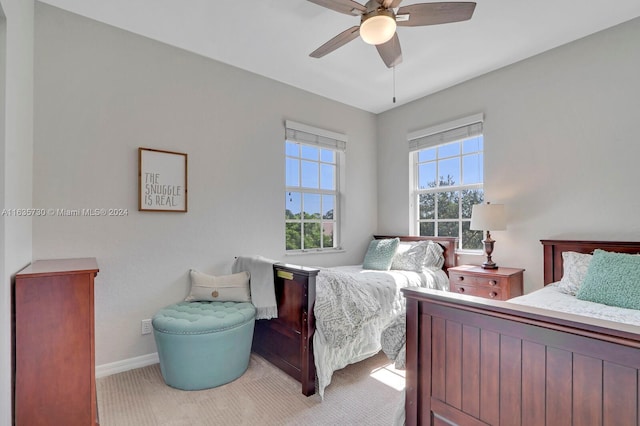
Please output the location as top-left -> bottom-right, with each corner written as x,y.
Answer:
232,255 -> 278,320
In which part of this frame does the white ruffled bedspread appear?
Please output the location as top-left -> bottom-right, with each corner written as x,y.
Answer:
313,265 -> 449,398
380,313 -> 406,369
509,282 -> 640,326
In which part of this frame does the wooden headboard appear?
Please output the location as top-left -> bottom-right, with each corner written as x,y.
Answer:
541,239 -> 640,285
374,235 -> 458,273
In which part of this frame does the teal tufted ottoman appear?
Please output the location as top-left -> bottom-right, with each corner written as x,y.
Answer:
152,301 -> 256,390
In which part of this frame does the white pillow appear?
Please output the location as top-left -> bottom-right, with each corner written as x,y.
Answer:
557,251 -> 592,295
391,241 -> 430,272
424,241 -> 445,269
391,240 -> 444,272
185,270 -> 251,302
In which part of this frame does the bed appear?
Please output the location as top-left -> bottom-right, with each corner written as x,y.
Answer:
250,235 -> 458,397
402,239 -> 640,425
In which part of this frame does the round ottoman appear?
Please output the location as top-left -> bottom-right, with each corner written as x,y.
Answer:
152,301 -> 256,390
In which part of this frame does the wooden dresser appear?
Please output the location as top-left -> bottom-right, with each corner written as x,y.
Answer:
14,258 -> 100,426
448,264 -> 524,301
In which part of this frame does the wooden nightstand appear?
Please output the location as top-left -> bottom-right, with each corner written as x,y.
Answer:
448,265 -> 524,301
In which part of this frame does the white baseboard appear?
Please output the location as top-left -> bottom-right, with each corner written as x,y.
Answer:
96,352 -> 159,378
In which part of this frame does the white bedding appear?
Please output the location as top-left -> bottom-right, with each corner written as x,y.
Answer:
509,282 -> 640,326
313,265 -> 449,398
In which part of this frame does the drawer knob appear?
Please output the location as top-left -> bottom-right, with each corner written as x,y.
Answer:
489,291 -> 498,298
489,280 -> 497,286
458,276 -> 464,281
458,287 -> 465,293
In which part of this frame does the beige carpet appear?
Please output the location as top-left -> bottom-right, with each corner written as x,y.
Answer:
97,352 -> 404,425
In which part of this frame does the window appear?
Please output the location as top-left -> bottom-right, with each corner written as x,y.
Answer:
409,114 -> 484,251
285,121 -> 345,252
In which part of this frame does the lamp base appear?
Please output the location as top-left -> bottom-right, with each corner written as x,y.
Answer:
482,232 -> 498,269
481,261 -> 498,269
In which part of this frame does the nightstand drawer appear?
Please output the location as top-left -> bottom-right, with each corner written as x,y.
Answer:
450,283 -> 502,299
449,272 -> 504,288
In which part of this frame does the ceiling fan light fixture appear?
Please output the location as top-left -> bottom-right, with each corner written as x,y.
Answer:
360,10 -> 396,45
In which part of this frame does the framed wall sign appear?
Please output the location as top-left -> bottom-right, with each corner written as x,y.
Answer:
138,148 -> 188,212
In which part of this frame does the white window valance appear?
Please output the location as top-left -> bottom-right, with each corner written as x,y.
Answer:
408,113 -> 484,152
285,120 -> 347,152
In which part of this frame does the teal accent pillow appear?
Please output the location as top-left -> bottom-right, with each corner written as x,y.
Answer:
576,249 -> 640,310
363,238 -> 400,271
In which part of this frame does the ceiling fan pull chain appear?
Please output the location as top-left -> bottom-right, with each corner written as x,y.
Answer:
392,63 -> 396,103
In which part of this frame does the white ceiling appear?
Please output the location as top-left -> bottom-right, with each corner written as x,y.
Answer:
39,0 -> 640,114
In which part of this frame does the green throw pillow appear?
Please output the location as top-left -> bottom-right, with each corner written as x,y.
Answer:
363,238 -> 400,271
576,249 -> 640,310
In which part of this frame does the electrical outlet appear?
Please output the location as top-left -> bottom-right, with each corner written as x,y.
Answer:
141,319 -> 152,335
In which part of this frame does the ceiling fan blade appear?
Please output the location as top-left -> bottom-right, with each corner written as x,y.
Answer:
396,2 -> 476,27
376,33 -> 402,68
379,0 -> 404,8
307,0 -> 366,16
310,26 -> 361,58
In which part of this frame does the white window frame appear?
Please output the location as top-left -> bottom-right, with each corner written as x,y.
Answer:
285,120 -> 346,253
408,113 -> 484,252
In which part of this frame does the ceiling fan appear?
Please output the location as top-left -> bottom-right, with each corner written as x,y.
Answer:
308,0 -> 476,68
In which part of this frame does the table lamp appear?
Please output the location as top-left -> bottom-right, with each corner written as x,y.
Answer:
470,202 -> 506,269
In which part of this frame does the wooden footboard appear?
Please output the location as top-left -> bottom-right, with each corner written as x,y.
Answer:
403,288 -> 640,426
252,263 -> 319,396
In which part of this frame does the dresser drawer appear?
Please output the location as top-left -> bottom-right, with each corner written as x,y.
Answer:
449,272 -> 504,288
450,283 -> 502,299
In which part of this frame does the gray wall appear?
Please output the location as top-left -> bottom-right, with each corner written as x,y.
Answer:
0,0 -> 34,423
33,4 -> 378,366
377,17 -> 640,291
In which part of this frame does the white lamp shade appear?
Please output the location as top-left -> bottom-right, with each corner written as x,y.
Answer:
470,203 -> 506,231
360,13 -> 396,45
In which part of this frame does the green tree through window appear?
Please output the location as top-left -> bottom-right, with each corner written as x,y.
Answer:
413,136 -> 484,250
285,141 -> 339,251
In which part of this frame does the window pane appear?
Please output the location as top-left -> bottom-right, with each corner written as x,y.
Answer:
304,223 -> 321,249
463,136 -> 483,154
303,193 -> 321,219
419,193 -> 435,220
322,195 -> 334,219
301,145 -> 319,161
286,223 -> 301,250
286,192 -> 301,219
301,160 -> 319,188
437,191 -> 459,219
320,163 -> 335,190
438,221 -> 458,237
461,189 -> 484,219
438,142 -> 460,158
285,136 -> 340,252
413,133 -> 483,251
286,158 -> 299,187
420,222 -> 435,236
463,153 -> 483,184
418,148 -> 436,162
286,141 -> 299,157
462,221 -> 483,250
321,149 -> 335,163
418,163 -> 436,189
438,157 -> 460,186
323,222 -> 334,248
